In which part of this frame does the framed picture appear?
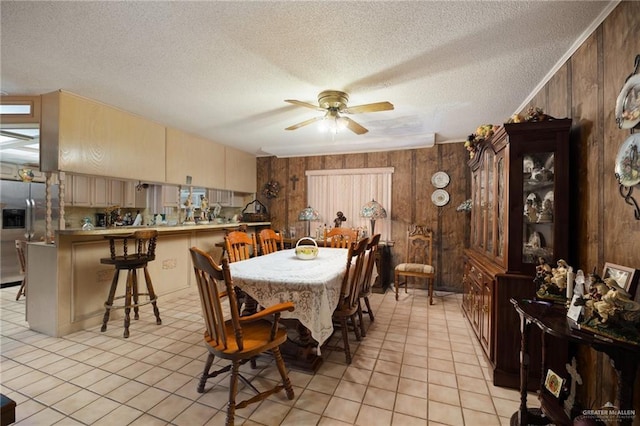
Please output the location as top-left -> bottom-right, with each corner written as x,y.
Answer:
602,263 -> 640,298
544,369 -> 564,398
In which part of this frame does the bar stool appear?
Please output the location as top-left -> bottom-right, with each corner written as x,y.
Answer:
100,230 -> 162,338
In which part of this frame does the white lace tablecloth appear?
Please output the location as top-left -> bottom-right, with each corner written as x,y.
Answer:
228,248 -> 348,345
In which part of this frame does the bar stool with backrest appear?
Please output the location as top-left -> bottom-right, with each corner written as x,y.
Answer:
357,233 -> 381,337
14,240 -> 27,301
189,247 -> 295,426
258,228 -> 284,255
324,227 -> 358,248
100,230 -> 162,338
394,225 -> 435,304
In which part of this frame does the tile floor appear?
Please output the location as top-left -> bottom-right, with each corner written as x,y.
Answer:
1,285 -> 523,425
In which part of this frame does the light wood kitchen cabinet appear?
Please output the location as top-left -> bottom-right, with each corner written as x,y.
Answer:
166,127 -> 225,188
40,90 -> 166,182
225,146 -> 256,193
123,181 -> 147,209
162,185 -> 180,208
209,189 -> 232,206
92,177 -> 109,207
71,175 -> 91,207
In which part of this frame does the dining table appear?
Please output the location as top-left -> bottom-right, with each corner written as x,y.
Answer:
228,247 -> 350,371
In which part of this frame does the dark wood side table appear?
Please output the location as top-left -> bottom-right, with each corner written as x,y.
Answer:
510,298 -> 640,426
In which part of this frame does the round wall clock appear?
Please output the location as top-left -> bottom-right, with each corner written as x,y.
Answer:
431,189 -> 450,207
431,171 -> 450,188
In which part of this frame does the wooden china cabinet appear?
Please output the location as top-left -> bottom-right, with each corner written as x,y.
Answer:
462,119 -> 572,389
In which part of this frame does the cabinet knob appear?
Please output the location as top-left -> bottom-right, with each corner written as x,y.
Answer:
478,273 -> 483,281
470,266 -> 476,274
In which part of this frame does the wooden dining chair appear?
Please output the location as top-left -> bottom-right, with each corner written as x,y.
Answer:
331,237 -> 368,364
258,228 -> 284,255
394,225 -> 435,304
225,231 -> 258,262
357,233 -> 380,337
324,227 -> 358,248
189,247 -> 295,426
15,240 -> 27,301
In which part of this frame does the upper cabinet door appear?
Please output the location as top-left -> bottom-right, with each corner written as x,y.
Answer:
225,146 -> 256,193
165,127 -> 225,188
40,90 -> 166,182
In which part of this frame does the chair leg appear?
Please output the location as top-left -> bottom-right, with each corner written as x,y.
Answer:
198,353 -> 215,393
132,269 -> 140,320
351,314 -> 362,341
340,317 -> 352,364
143,265 -> 162,325
272,346 -> 294,400
15,278 -> 26,301
364,296 -> 375,322
394,271 -> 399,301
357,299 -> 366,337
123,270 -> 134,338
101,269 -> 120,332
429,278 -> 434,305
226,361 -> 240,426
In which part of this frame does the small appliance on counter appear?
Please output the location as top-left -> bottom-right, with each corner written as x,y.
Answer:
95,213 -> 106,227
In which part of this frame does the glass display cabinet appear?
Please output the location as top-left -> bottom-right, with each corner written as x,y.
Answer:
462,119 -> 572,390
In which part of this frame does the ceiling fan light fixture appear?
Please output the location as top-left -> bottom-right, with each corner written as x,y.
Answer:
319,110 -> 348,134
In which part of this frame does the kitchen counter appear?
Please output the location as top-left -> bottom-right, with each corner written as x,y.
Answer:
56,221 -> 271,236
27,222 -> 270,337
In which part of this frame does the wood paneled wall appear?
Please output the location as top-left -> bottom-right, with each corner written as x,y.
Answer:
520,1 -> 640,416
257,144 -> 470,292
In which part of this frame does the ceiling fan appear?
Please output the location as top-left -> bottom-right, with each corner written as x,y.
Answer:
284,90 -> 394,135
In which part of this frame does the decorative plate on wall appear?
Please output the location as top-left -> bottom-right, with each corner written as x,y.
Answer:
431,171 -> 450,188
615,133 -> 640,187
616,73 -> 640,129
431,189 -> 450,207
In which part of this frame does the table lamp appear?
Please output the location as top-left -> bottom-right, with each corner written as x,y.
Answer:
298,206 -> 320,236
360,199 -> 387,235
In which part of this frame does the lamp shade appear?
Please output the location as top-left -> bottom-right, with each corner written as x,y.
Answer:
360,199 -> 387,220
298,206 -> 320,221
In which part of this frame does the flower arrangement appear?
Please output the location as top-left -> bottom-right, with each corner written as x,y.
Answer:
465,124 -> 500,159
456,199 -> 472,212
262,180 -> 280,199
465,107 -> 555,158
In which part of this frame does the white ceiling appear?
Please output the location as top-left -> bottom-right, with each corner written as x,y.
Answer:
0,1 -> 616,160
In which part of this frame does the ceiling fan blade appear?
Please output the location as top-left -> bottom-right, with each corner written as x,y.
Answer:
344,117 -> 368,135
285,99 -> 323,110
285,116 -> 323,131
343,101 -> 394,114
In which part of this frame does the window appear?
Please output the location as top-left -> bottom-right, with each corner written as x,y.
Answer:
306,167 -> 393,241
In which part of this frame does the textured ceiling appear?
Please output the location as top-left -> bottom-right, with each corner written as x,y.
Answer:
0,1 -> 615,158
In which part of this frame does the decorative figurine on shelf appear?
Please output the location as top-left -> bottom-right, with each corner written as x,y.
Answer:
199,194 -> 209,224
524,192 -> 540,223
537,198 -> 553,223
535,258 -> 572,303
577,274 -> 640,326
334,211 -> 347,228
184,192 -> 195,224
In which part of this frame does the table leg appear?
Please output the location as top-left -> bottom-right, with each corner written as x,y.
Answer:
510,311 -> 550,426
278,319 -> 323,373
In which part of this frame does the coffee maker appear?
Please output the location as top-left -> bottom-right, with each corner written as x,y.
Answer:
95,213 -> 106,228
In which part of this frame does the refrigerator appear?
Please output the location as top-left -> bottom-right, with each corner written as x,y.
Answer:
1,180 -> 58,285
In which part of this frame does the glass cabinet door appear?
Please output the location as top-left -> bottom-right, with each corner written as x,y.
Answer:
496,154 -> 505,261
485,150 -> 494,257
522,152 -> 555,265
